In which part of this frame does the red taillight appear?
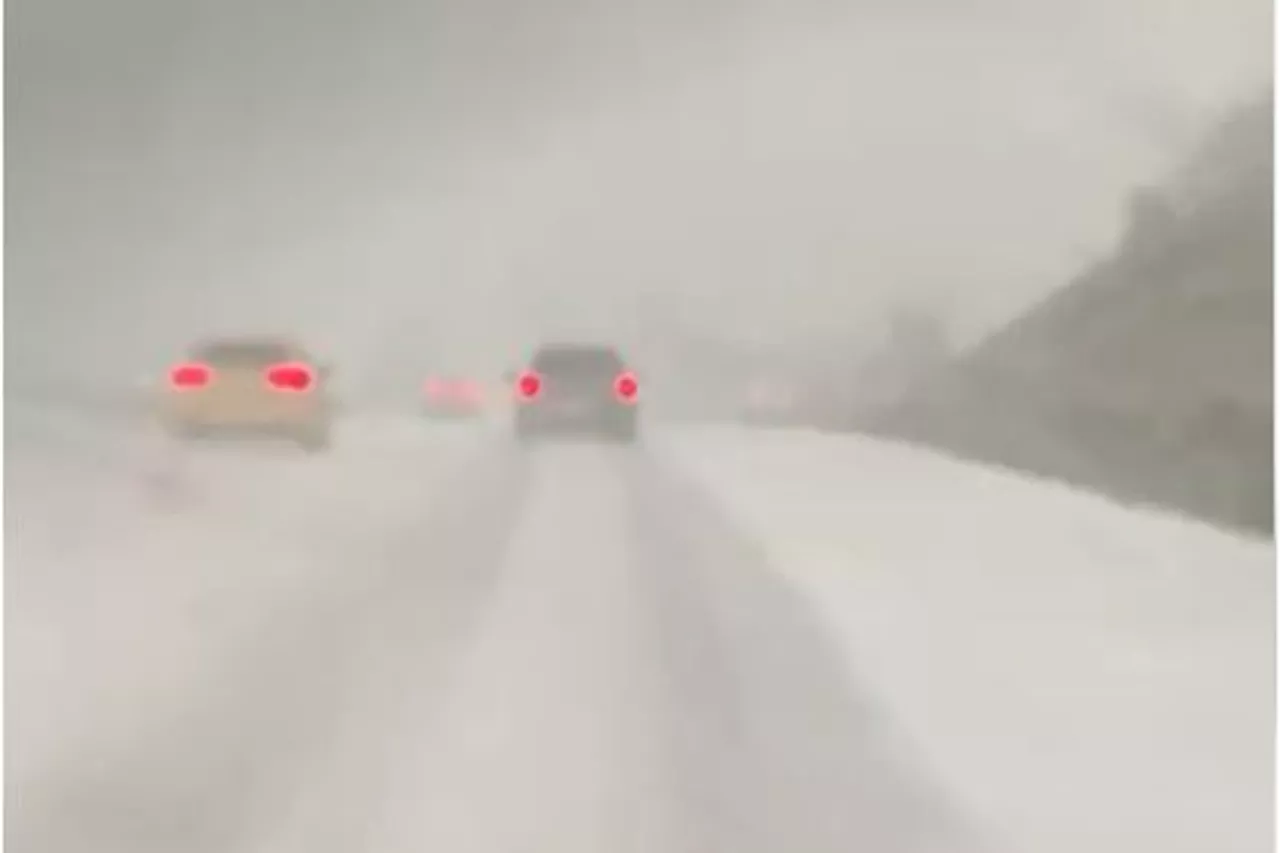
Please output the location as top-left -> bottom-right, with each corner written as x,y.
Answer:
169,362 -> 212,390
614,371 -> 639,403
425,378 -> 446,398
265,362 -> 315,392
516,370 -> 542,400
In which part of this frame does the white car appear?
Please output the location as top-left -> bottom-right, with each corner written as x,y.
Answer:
158,336 -> 334,452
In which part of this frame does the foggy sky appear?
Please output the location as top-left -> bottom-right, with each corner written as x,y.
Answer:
6,0 -> 1272,386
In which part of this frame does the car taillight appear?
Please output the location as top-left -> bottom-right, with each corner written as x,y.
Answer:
265,362 -> 315,392
169,362 -> 212,390
516,370 -> 542,400
614,371 -> 639,403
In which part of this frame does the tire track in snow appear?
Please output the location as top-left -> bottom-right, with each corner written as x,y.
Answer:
8,440 -> 531,853
622,453 -> 1003,853
356,442 -> 690,853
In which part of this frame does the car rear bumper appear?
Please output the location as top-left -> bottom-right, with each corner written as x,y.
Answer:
167,419 -> 329,442
515,405 -> 637,440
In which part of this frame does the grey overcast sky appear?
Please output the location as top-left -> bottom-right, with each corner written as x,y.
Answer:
7,0 -> 1272,383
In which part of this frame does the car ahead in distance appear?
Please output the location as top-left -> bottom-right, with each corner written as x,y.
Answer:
740,376 -> 800,426
422,375 -> 486,420
160,336 -> 334,452
512,343 -> 640,443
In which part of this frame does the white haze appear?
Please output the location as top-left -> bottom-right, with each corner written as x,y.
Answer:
7,0 -> 1271,389
7,4 -> 1274,852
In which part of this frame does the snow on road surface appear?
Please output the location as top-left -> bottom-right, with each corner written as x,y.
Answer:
358,446 -> 688,853
7,407 -> 495,821
9,414 -> 1270,853
193,441 -> 991,853
657,425 -> 1274,853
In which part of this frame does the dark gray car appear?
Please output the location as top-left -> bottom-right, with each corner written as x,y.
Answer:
513,343 -> 640,443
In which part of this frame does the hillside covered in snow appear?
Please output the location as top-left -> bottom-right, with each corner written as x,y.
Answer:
862,93 -> 1273,534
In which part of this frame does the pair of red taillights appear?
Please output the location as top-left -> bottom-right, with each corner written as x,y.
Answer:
168,362 -> 316,392
515,370 -> 639,404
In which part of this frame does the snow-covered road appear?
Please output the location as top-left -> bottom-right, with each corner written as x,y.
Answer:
660,426 -> 1274,853
7,412 -> 1272,853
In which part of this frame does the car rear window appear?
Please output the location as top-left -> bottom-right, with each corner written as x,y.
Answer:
532,347 -> 624,379
193,341 -> 297,367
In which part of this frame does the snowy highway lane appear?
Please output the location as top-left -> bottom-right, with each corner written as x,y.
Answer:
8,414 -> 1271,853
661,426 -> 1274,853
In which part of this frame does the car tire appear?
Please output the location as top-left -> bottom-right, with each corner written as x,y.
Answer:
612,418 -> 639,444
298,427 -> 332,453
514,412 -> 539,443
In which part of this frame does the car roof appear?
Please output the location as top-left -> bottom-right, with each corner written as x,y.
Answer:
190,336 -> 308,363
531,342 -> 625,369
532,342 -> 624,358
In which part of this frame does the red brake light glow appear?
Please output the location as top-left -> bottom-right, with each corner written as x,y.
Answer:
614,371 -> 639,403
516,370 -> 542,400
265,362 -> 315,392
169,362 -> 212,390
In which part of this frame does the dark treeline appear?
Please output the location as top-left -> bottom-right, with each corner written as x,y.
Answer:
854,91 -> 1273,533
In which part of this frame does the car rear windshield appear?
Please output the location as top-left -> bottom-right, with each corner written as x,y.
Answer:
532,347 -> 624,379
193,341 -> 297,367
